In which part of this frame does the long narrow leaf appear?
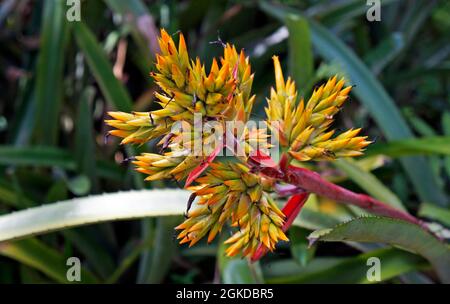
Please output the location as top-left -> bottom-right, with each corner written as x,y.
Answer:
366,136 -> 450,157
73,22 -> 133,112
218,235 -> 264,284
0,189 -> 189,242
75,87 -> 98,191
104,0 -> 158,67
263,247 -> 426,284
419,203 -> 450,227
34,0 -> 69,145
308,217 -> 450,283
136,217 -> 179,283
334,159 -> 406,211
285,14 -> 313,94
0,146 -> 123,181
62,228 -> 115,280
0,238 -> 98,283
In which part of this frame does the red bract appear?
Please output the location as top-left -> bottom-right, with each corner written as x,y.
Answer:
185,143 -> 223,187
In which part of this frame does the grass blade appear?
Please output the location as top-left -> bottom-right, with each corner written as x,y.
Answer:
0,146 -> 123,181
75,87 -> 98,191
366,136 -> 450,157
364,32 -> 405,75
34,0 -> 69,145
0,238 -> 98,283
289,226 -> 315,266
136,217 -> 179,283
62,228 -> 116,280
419,203 -> 450,227
285,14 -> 313,94
73,21 -> 133,111
334,159 -> 406,211
0,146 -> 74,168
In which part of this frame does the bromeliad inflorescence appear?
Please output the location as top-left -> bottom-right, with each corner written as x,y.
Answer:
106,29 -> 418,260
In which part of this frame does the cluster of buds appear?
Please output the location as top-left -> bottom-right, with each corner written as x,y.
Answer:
266,56 -> 370,162
175,162 -> 287,257
106,29 -> 371,258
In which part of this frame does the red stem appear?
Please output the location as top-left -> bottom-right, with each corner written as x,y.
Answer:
260,165 -> 425,228
285,166 -> 423,226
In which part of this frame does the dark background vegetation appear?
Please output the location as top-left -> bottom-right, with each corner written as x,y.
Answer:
0,0 -> 449,283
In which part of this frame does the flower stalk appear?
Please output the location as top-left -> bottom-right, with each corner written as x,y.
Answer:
255,159 -> 424,228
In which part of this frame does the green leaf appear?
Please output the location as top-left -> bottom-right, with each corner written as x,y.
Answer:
9,78 -> 36,146
136,216 -> 179,283
419,203 -> 450,227
66,175 -> 91,196
442,113 -> 450,135
45,180 -> 68,203
0,189 -> 189,242
441,113 -> 450,177
289,227 -> 315,266
293,202 -> 347,230
0,238 -> 98,283
334,159 -> 406,211
62,228 -> 116,280
259,1 -> 448,207
75,87 -> 98,191
0,146 -> 74,168
0,182 -> 33,209
398,1 -> 438,47
106,238 -> 151,283
104,0 -> 148,16
366,136 -> 450,157
34,0 -> 69,145
0,116 -> 7,132
73,21 -> 133,111
19,265 -> 53,284
104,0 -> 158,72
364,32 -> 405,75
404,108 -> 437,137
263,247 -> 426,284
285,14 -> 313,94
311,0 -> 400,25
308,217 -> 450,283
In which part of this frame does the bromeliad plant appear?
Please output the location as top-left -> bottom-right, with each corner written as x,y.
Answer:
106,29 -> 425,260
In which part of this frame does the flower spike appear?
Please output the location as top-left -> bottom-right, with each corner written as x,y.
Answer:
266,56 -> 371,161
105,29 -> 378,259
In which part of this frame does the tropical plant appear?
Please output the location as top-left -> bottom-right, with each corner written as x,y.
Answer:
105,29 -> 436,262
0,0 -> 449,284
